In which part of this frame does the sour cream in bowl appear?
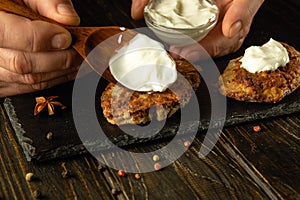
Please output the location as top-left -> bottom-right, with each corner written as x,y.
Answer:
144,0 -> 219,46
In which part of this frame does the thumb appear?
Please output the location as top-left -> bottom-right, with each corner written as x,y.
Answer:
25,0 -> 80,25
222,0 -> 264,38
131,0 -> 149,20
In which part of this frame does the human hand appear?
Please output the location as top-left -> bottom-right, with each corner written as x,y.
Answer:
131,0 -> 149,20
170,0 -> 264,61
131,0 -> 264,61
0,0 -> 81,97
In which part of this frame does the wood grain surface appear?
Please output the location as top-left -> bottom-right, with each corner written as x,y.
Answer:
1,102 -> 300,199
0,0 -> 299,199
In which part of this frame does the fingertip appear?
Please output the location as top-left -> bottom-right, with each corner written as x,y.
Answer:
32,20 -> 73,50
227,20 -> 242,38
35,0 -> 80,26
51,31 -> 72,49
131,8 -> 144,20
56,3 -> 80,25
222,0 -> 263,38
131,0 -> 149,20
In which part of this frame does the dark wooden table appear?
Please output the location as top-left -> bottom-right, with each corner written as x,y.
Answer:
0,0 -> 300,199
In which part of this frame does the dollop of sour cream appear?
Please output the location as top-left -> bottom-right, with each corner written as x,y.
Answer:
146,0 -> 218,29
240,38 -> 290,73
109,33 -> 177,92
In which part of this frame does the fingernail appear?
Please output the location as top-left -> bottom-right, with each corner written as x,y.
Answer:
229,21 -> 242,38
51,33 -> 70,49
57,3 -> 78,16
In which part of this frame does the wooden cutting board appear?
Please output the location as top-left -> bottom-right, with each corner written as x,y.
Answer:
3,57 -> 300,162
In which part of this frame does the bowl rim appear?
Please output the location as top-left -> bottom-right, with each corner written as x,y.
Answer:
143,0 -> 219,31
144,12 -> 218,33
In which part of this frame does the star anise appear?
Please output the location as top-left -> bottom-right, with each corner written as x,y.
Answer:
34,96 -> 66,116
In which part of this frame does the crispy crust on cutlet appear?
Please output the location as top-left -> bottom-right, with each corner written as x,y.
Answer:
101,59 -> 201,125
219,42 -> 300,103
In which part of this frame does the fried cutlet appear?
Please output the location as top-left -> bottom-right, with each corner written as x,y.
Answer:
101,59 -> 201,125
219,42 -> 300,103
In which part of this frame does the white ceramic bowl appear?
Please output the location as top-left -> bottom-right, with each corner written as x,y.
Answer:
144,0 -> 219,46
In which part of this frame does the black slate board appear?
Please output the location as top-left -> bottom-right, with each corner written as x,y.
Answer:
2,0 -> 300,163
4,0 -> 300,161
3,58 -> 300,162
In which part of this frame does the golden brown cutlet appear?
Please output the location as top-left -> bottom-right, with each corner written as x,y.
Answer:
101,59 -> 201,125
219,42 -> 300,103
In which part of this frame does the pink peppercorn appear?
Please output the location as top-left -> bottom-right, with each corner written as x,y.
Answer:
253,125 -> 261,132
134,173 -> 141,179
117,170 -> 125,177
184,141 -> 191,147
154,163 -> 162,171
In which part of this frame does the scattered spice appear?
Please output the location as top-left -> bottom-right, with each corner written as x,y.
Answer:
25,172 -> 34,182
184,141 -> 191,147
34,96 -> 66,116
33,189 -> 41,199
60,162 -> 70,178
253,125 -> 261,132
152,155 -> 160,162
46,131 -> 53,140
154,162 -> 162,171
134,173 -> 141,180
117,170 -> 125,177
